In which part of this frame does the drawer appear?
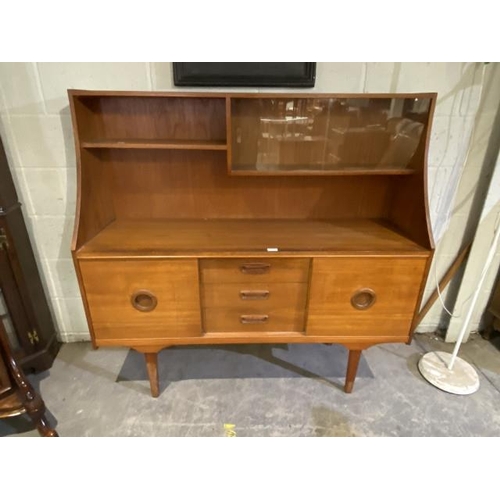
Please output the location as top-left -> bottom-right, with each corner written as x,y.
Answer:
200,258 -> 310,284
203,307 -> 305,333
89,323 -> 200,342
307,257 -> 428,337
202,282 -> 307,309
79,259 -> 202,339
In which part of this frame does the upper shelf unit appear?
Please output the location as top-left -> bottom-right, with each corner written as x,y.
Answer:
70,91 -> 434,176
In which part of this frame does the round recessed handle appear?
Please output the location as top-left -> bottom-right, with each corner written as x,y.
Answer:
351,288 -> 376,310
131,290 -> 157,312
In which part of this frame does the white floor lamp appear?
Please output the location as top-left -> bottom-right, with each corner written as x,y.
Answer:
418,218 -> 500,395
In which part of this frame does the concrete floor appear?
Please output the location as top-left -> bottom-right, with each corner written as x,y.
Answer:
2,332 -> 500,437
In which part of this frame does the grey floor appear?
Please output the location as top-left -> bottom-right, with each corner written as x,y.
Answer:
2,332 -> 500,437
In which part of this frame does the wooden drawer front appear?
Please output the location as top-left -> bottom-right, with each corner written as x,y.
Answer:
204,308 -> 305,333
202,282 -> 307,309
307,257 -> 427,337
79,259 -> 202,339
201,280 -> 308,334
200,258 -> 310,284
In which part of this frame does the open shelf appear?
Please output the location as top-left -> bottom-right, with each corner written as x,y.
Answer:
81,139 -> 227,151
77,218 -> 429,258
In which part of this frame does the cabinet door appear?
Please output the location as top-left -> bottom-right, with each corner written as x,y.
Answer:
0,243 -> 33,356
307,257 -> 427,338
79,259 -> 202,342
0,321 -> 12,395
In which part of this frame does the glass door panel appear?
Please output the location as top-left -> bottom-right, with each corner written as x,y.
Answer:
230,96 -> 431,174
0,288 -> 19,351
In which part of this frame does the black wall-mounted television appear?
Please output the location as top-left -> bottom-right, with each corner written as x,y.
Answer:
173,62 -> 316,88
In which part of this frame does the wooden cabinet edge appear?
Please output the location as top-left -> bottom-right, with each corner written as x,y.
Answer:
71,252 -> 98,349
75,252 -> 432,260
95,335 -> 409,348
68,89 -> 438,100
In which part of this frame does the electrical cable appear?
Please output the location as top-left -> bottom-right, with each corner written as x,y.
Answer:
433,62 -> 488,318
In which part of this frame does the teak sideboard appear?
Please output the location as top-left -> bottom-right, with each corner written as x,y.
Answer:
69,90 -> 436,397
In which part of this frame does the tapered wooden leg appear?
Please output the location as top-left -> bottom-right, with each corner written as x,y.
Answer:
344,349 -> 362,394
145,352 -> 159,398
35,416 -> 59,437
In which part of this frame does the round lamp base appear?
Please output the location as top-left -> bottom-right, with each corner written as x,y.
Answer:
418,351 -> 480,395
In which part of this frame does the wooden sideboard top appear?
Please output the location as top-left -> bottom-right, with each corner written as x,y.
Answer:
76,218 -> 429,259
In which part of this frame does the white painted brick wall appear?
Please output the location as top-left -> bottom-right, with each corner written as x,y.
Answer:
0,62 -> 498,342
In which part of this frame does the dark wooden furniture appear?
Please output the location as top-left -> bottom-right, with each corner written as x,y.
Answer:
69,91 -> 436,397
0,319 -> 58,436
0,137 -> 59,372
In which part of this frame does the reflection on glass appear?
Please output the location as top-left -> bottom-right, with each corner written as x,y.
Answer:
0,288 -> 19,350
231,97 -> 431,173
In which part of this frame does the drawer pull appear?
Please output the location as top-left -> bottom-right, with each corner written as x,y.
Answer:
240,314 -> 269,324
240,263 -> 271,275
240,290 -> 270,300
351,288 -> 376,310
131,290 -> 158,312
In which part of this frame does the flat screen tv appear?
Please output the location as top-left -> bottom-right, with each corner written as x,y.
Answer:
173,62 -> 316,87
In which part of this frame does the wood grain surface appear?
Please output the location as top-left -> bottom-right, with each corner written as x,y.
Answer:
307,257 -> 428,337
79,259 -> 202,339
77,219 -> 429,258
